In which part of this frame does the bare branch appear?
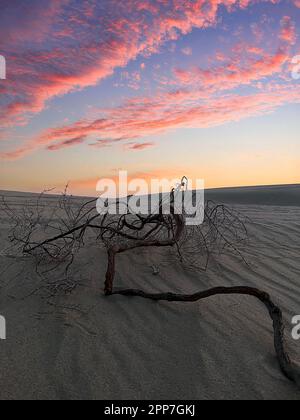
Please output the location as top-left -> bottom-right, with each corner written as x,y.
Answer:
111,286 -> 300,387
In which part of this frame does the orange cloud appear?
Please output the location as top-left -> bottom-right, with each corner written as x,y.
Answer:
68,168 -> 188,196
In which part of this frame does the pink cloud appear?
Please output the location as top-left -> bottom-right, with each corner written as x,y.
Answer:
0,0 -> 68,45
46,136 -> 87,151
247,46 -> 265,55
124,142 -> 156,151
2,81 -> 299,161
279,16 -> 297,44
1,0 -> 297,161
0,0 -> 276,128
174,48 -> 289,91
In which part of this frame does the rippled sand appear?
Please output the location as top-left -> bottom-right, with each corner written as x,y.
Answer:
0,186 -> 299,400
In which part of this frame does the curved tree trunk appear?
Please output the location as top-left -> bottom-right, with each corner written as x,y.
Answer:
105,246 -> 119,295
110,286 -> 300,388
104,212 -> 185,295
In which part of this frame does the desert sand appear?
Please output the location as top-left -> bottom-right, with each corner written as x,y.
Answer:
0,185 -> 299,400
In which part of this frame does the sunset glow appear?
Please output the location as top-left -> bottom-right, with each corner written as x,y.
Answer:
0,0 -> 299,195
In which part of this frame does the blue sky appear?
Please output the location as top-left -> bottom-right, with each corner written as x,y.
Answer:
0,0 -> 299,195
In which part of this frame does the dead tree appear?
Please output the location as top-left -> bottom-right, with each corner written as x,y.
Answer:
1,178 -> 299,387
101,195 -> 185,295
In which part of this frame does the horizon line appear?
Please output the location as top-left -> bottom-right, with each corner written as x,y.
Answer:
1,182 -> 300,199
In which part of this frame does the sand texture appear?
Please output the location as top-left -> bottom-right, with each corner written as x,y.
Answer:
0,185 -> 299,400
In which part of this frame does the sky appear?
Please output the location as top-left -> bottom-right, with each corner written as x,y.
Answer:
0,0 -> 299,196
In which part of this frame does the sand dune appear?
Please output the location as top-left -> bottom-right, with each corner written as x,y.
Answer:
206,184 -> 300,207
0,186 -> 300,400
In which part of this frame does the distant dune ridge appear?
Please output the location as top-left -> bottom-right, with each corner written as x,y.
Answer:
205,184 -> 300,207
1,183 -> 300,206
0,184 -> 299,400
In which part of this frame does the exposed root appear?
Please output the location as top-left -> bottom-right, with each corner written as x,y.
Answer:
110,286 -> 300,388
